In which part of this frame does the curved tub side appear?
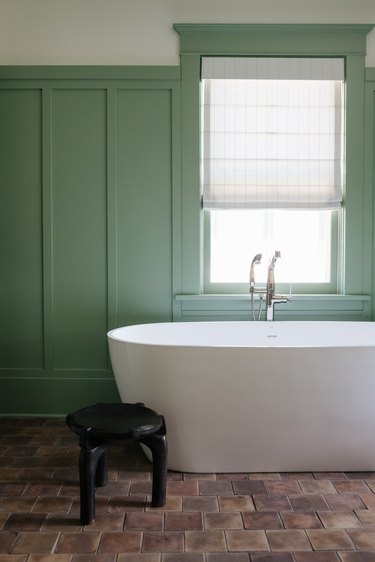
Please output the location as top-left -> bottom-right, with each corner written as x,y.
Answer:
108,335 -> 375,472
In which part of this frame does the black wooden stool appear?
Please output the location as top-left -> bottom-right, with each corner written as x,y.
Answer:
66,402 -> 168,524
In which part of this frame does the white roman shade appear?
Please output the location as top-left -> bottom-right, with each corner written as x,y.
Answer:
201,57 -> 345,210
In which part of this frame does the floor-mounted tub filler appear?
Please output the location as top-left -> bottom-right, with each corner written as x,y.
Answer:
107,321 -> 375,473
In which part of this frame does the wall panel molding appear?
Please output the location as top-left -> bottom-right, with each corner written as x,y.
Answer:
0,67 -> 180,414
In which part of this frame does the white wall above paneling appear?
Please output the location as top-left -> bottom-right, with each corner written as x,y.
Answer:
0,0 -> 375,66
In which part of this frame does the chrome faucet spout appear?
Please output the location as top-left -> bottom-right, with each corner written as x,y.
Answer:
266,251 -> 288,321
249,251 -> 290,322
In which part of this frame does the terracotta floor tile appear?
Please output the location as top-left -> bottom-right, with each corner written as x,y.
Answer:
317,510 -> 362,529
0,530 -> 18,553
232,481 -> 267,495
346,529 -> 375,549
207,554 -> 249,562
164,512 -> 203,531
293,553 -> 340,562
72,554 -> 116,562
280,512 -> 322,530
333,481 -> 370,494
265,480 -> 301,495
1,496 -> 37,512
226,530 -> 269,552
125,512 -> 164,531
199,482 -> 233,496
242,512 -> 282,530
338,552 -> 375,562
55,531 -> 101,554
163,555 -> 203,562
142,531 -> 184,553
298,480 -> 337,495
11,532 -> 59,554
288,494 -> 329,511
25,482 -> 62,496
119,470 -> 151,482
185,531 -> 226,552
183,473 -> 216,481
98,531 -> 142,554
108,495 -> 147,512
183,496 -> 218,512
345,473 -> 375,480
0,512 -> 9,529
219,496 -> 254,512
266,530 -> 311,551
252,495 -> 291,512
250,553 -> 294,562
42,514 -> 83,531
0,483 -> 27,496
216,474 -> 248,481
4,513 -> 47,531
204,512 -> 243,530
355,509 -> 375,527
364,480 -> 375,494
84,512 -> 125,531
33,496 -> 73,513
0,554 -> 28,562
118,555 -> 160,562
280,473 -> 314,481
249,473 -> 281,481
166,481 -> 199,496
313,472 -> 347,480
27,554 -> 72,562
146,496 -> 182,512
324,494 -> 366,511
360,494 -> 375,509
97,482 -> 131,496
306,529 -> 354,550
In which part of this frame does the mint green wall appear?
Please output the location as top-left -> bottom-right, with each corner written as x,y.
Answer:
0,34 -> 375,414
0,68 -> 180,414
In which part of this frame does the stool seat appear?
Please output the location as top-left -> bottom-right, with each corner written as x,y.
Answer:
66,402 -> 168,524
67,402 -> 165,443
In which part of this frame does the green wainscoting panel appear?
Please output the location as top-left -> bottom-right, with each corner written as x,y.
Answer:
116,89 -> 173,326
51,89 -> 109,369
0,377 -> 120,416
0,89 -> 44,368
0,68 -> 180,415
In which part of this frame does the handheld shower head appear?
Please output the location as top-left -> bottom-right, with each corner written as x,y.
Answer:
251,253 -> 262,266
250,253 -> 262,288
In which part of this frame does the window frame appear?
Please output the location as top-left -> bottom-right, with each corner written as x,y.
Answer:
173,24 -> 373,320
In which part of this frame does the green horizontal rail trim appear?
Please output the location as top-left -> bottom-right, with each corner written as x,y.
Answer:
175,294 -> 371,301
0,369 -> 114,379
0,66 -> 181,81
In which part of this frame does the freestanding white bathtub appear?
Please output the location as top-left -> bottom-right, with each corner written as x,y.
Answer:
107,321 -> 375,473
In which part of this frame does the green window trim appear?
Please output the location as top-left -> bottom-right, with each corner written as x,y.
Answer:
173,23 -> 374,321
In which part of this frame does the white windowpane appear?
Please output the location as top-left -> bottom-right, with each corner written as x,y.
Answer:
210,210 -> 331,283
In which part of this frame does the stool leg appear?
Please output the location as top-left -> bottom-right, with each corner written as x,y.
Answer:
140,432 -> 168,507
96,449 -> 108,487
79,445 -> 106,524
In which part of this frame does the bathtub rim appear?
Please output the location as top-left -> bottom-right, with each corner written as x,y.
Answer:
107,320 -> 375,349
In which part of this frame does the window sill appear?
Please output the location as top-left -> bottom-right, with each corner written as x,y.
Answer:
174,293 -> 371,321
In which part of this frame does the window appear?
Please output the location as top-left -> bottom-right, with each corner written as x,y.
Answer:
174,24 -> 371,320
201,57 -> 344,291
